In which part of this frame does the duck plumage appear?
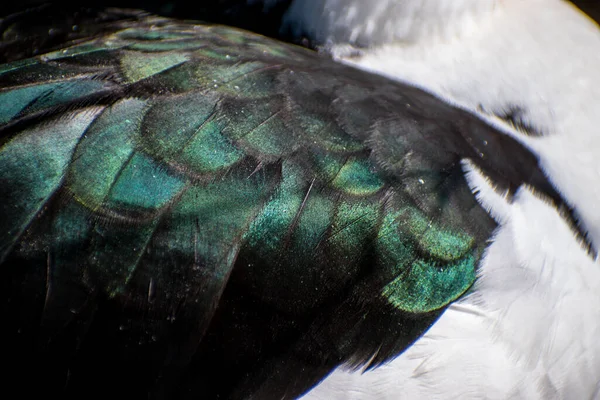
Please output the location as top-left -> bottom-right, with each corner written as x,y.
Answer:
1,1 -> 599,399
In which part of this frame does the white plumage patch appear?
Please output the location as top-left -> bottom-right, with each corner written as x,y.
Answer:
303,162 -> 600,399
285,0 -> 600,245
294,0 -> 600,398
283,0 -> 498,47
314,0 -> 600,245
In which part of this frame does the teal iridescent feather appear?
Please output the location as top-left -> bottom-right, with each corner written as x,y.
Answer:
0,13 -> 561,399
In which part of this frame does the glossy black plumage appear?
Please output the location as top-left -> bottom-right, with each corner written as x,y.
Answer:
0,8 -> 580,400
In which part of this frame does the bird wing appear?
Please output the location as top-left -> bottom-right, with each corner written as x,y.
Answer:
0,13 -> 568,399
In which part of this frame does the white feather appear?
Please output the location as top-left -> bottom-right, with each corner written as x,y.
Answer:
283,0 -> 498,47
303,164 -> 600,399
292,0 -> 600,398
287,0 -> 600,246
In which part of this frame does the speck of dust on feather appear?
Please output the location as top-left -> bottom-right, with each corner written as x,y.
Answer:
303,157 -> 600,400
313,0 -> 600,255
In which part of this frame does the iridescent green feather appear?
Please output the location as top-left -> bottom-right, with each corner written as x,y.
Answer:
0,18 -> 502,393
0,109 -> 103,260
0,18 -> 485,314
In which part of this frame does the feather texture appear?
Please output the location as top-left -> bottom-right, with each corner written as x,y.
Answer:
0,10 -> 581,399
283,0 -> 600,398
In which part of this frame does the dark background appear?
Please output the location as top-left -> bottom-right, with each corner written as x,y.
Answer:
0,1 -> 293,38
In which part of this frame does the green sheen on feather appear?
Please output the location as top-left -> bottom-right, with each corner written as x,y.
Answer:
171,163 -> 276,256
0,83 -> 59,124
326,201 -> 380,265
204,62 -> 281,98
68,98 -> 148,210
0,58 -> 37,75
245,161 -> 305,254
290,190 -> 334,255
382,256 -> 477,313
0,80 -> 107,124
397,208 -> 475,262
106,152 -> 186,211
377,210 -> 418,274
313,153 -> 383,196
294,112 -> 364,153
140,90 -> 244,174
0,108 -> 103,261
219,95 -> 300,159
378,208 -> 477,313
120,50 -> 189,82
179,118 -> 244,174
146,163 -> 279,295
333,156 -> 384,196
194,61 -> 267,90
238,108 -> 296,158
141,90 -> 221,157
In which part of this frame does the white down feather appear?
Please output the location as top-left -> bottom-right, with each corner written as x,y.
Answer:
289,0 -> 600,398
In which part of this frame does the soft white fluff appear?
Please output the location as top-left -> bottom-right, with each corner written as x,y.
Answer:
284,0 -> 498,47
302,164 -> 600,399
285,0 -> 600,248
291,0 -> 600,398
